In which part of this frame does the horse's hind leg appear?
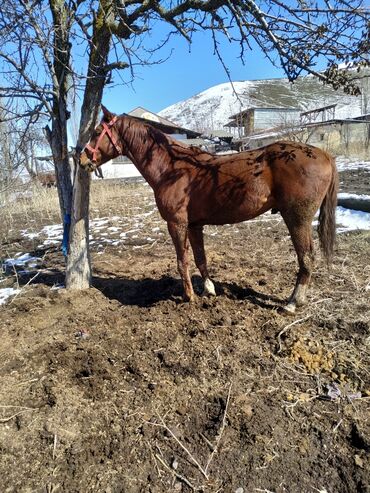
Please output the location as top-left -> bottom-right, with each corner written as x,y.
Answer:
188,225 -> 216,296
282,213 -> 315,314
167,221 -> 194,301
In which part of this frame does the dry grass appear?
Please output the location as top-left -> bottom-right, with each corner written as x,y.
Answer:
0,178 -> 153,245
90,178 -> 153,218
0,182 -> 60,245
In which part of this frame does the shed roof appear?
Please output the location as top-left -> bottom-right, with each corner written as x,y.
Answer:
180,138 -> 210,147
128,107 -> 176,127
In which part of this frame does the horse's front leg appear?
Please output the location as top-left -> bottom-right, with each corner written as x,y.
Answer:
167,221 -> 194,302
188,225 -> 216,297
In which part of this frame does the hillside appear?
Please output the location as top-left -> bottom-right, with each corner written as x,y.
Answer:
159,74 -> 369,132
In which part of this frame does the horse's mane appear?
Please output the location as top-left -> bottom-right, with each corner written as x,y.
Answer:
119,114 -> 214,163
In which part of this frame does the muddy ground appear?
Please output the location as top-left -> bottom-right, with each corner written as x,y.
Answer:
339,168 -> 370,195
0,171 -> 369,493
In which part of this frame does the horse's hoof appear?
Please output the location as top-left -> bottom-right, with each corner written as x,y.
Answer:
283,303 -> 296,314
202,279 -> 216,297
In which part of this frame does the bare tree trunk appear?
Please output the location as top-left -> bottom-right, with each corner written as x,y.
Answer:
0,119 -> 12,187
44,0 -> 74,224
65,1 -> 114,289
44,122 -> 72,219
65,166 -> 91,288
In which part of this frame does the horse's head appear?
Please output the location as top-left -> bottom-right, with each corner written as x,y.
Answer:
79,105 -> 122,172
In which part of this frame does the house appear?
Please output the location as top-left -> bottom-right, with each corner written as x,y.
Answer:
222,102 -> 369,158
127,107 -> 201,140
224,107 -> 301,137
238,113 -> 370,159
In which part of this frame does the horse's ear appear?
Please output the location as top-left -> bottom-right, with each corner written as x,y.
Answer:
101,105 -> 115,121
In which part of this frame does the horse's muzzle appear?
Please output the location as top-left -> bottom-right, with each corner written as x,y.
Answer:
79,152 -> 97,172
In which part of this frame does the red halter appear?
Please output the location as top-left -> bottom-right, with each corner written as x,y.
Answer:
84,116 -> 122,163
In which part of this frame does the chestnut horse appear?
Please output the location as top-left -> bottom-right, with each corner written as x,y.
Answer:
80,106 -> 338,313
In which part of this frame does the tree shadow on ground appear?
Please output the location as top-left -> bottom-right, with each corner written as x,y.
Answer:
91,275 -> 285,310
10,266 -> 285,310
11,268 -> 65,288
92,274 -> 184,307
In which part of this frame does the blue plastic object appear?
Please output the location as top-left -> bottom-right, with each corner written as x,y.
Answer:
62,213 -> 71,256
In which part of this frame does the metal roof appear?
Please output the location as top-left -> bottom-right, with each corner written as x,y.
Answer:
180,138 -> 210,147
128,107 -> 177,128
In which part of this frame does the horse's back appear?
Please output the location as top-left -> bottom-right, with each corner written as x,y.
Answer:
158,140 -> 335,225
264,141 -> 335,210
213,140 -> 335,218
264,141 -> 332,167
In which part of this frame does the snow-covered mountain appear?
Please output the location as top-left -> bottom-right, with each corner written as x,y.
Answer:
159,75 -> 369,132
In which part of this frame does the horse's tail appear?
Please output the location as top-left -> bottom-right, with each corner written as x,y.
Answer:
317,156 -> 338,265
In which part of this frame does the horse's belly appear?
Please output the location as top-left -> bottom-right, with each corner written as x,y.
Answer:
190,197 -> 275,226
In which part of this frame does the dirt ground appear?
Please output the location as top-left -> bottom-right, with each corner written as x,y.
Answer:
339,168 -> 370,195
0,172 -> 369,493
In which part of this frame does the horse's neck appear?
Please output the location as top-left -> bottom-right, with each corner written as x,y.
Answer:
119,118 -> 168,186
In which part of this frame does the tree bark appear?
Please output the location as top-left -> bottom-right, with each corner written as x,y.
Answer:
65,0 -> 114,289
44,122 -> 72,220
48,0 -> 73,221
65,165 -> 91,288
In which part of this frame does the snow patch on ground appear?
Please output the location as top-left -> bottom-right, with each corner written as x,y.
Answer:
338,192 -> 370,200
0,287 -> 20,305
21,208 -> 163,251
51,283 -> 65,290
336,158 -> 370,172
3,253 -> 41,270
336,207 -> 370,233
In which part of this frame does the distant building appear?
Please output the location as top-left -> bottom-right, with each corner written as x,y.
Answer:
127,107 -> 201,140
300,104 -> 337,124
225,107 -> 301,137
222,102 -> 370,158
237,113 -> 370,159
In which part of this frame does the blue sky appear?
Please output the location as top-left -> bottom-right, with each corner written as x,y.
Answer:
103,27 -> 286,115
